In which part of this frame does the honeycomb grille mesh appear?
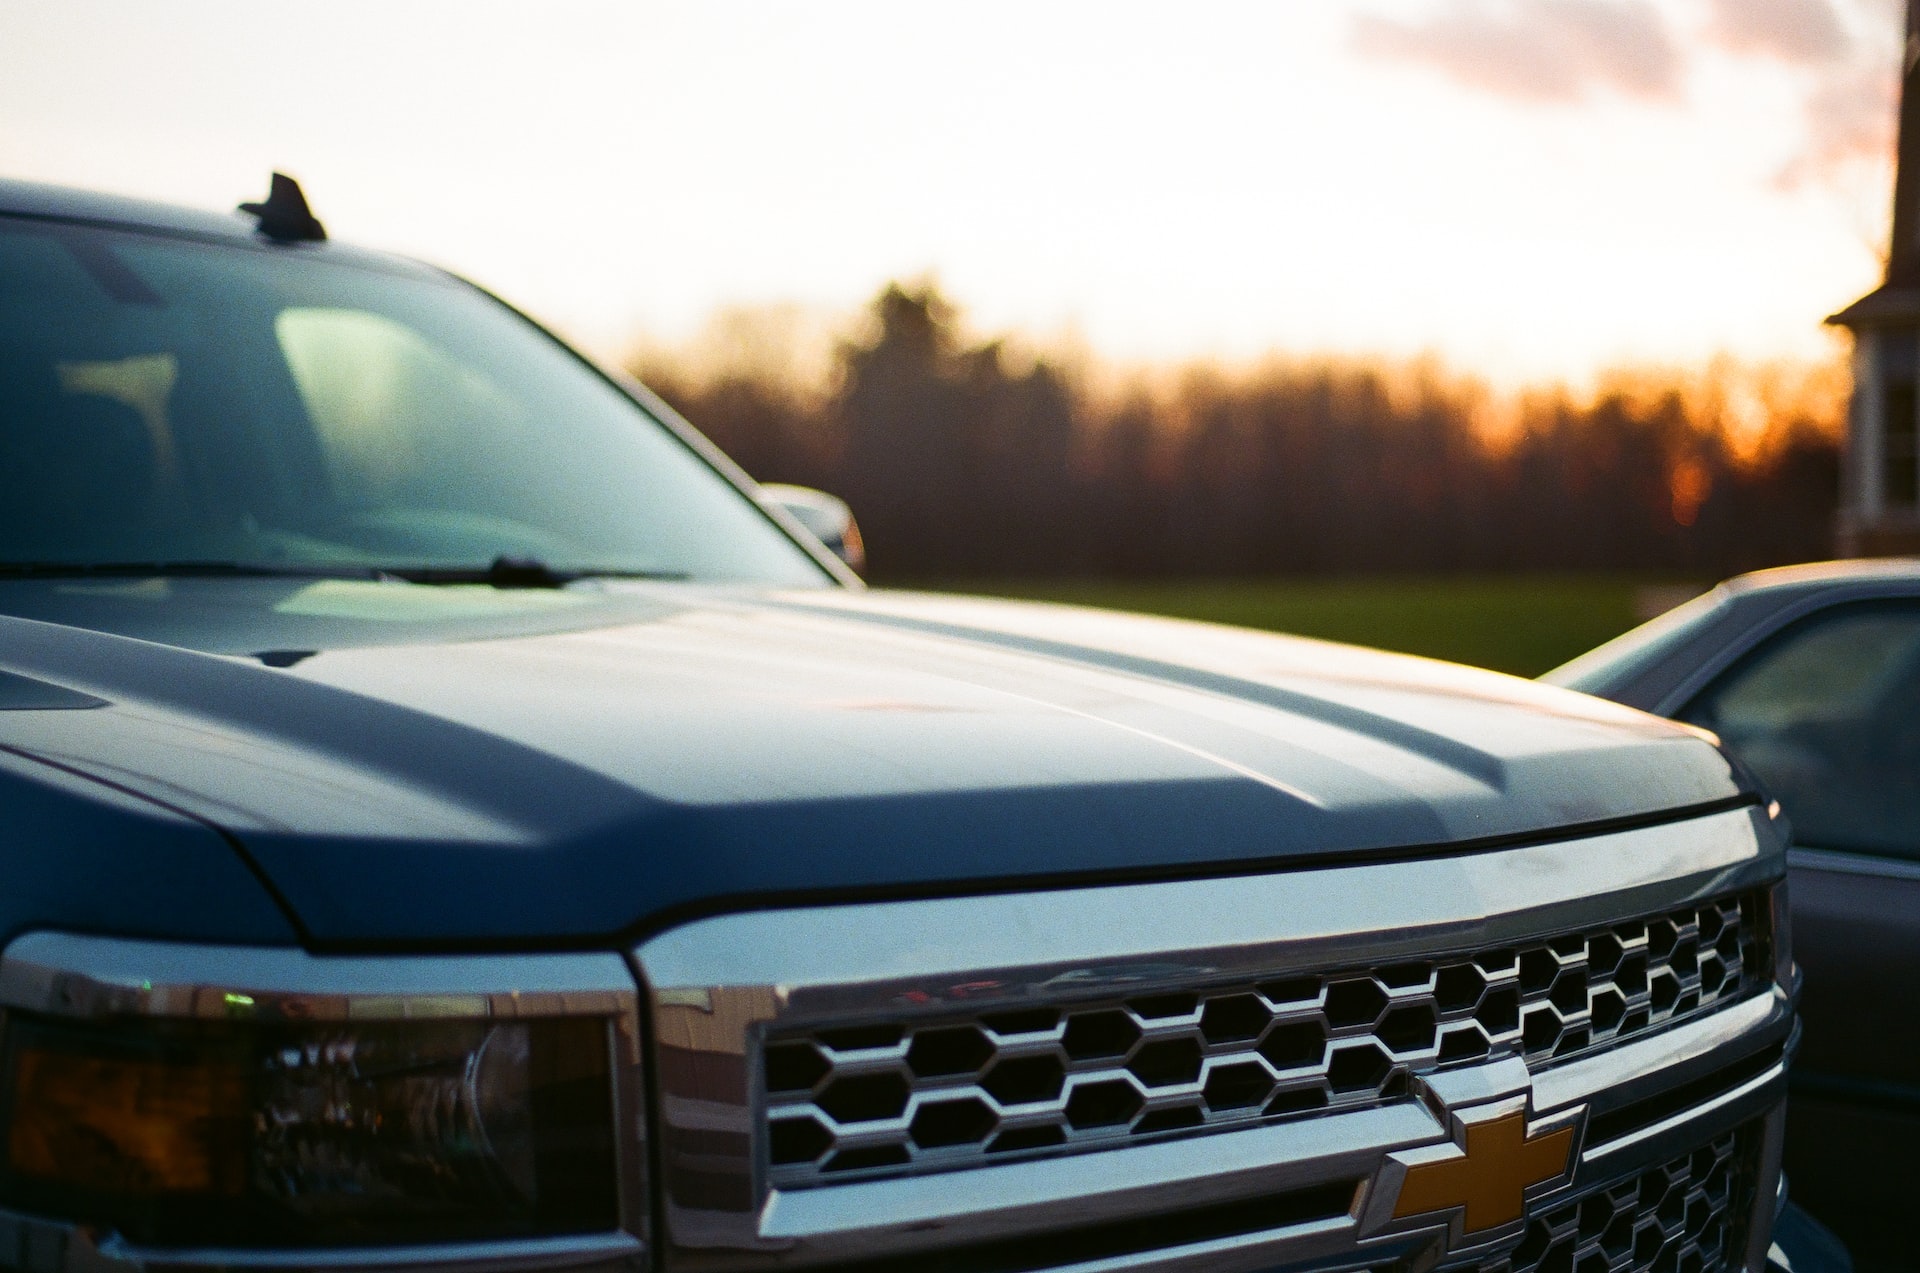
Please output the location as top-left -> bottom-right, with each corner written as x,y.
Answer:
762,893 -> 1768,1186
1453,1126 -> 1755,1273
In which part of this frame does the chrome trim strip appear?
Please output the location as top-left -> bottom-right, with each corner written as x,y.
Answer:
1788,844 -> 1920,883
970,1214 -> 1363,1273
0,1210 -> 645,1273
1579,1053 -> 1784,1176
633,806 -> 1787,1270
93,1231 -> 646,1273
757,1102 -> 1423,1255
0,932 -> 635,1021
640,806 -> 1776,1017
1530,989 -> 1791,1123
1749,1107 -> 1789,1273
1773,883 -> 1796,996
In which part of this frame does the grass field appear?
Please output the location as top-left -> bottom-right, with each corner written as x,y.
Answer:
942,576 -> 1705,678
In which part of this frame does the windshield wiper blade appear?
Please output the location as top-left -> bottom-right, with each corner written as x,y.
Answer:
386,556 -> 690,589
0,561 -> 387,580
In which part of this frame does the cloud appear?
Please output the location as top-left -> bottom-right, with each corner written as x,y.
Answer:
1776,59 -> 1898,186
1702,0 -> 1897,188
1351,0 -> 1684,104
1353,0 -> 1898,189
1704,0 -> 1852,64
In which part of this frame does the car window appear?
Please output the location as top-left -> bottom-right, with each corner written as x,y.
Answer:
0,218 -> 830,585
1681,602 -> 1920,861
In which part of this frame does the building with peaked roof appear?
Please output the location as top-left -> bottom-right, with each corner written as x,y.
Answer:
1829,2 -> 1920,554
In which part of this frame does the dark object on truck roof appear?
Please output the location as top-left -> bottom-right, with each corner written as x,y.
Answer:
238,171 -> 326,242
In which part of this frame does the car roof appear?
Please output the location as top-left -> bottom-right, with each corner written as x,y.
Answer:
1723,557 -> 1920,599
0,175 -> 260,240
1543,557 -> 1920,704
0,174 -> 448,281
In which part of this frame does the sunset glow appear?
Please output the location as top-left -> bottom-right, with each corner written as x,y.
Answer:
0,0 -> 1903,387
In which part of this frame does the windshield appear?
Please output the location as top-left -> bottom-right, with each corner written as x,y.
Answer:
0,218 -> 831,585
1539,586 -> 1727,695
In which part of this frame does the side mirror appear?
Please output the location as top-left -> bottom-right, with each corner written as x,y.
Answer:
761,483 -> 866,574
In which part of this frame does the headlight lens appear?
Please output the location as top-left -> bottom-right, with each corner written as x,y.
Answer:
0,1014 -> 617,1247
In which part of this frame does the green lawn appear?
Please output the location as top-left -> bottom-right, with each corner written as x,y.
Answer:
941,576 -> 1702,678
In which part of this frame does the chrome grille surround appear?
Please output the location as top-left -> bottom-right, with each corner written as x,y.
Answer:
762,893 -> 1767,1188
635,804 -> 1794,1273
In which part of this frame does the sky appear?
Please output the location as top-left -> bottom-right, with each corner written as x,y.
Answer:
0,0 -> 1907,387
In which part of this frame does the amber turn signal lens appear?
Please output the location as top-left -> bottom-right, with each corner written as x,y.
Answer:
8,1045 -> 246,1195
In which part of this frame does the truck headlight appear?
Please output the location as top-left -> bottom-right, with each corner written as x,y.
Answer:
0,935 -> 639,1251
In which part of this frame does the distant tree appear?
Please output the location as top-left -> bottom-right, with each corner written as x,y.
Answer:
831,283 -> 1086,576
629,281 -> 1842,582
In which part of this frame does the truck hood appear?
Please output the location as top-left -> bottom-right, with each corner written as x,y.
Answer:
0,580 -> 1749,947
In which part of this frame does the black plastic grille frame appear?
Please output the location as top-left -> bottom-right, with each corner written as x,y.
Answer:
762,893 -> 1769,1187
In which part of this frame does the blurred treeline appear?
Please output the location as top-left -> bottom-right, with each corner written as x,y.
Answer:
630,283 -> 1844,582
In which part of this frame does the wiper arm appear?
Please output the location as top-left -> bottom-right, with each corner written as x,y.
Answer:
386,556 -> 689,589
0,560 -> 387,581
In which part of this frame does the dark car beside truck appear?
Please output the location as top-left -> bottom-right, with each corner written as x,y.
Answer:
0,176 -> 1840,1273
1549,560 -> 1920,1273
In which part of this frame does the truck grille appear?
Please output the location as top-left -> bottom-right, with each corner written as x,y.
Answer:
763,892 -> 1767,1186
1452,1125 -> 1755,1273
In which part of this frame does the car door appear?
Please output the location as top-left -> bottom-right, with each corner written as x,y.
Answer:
1675,599 -> 1920,1272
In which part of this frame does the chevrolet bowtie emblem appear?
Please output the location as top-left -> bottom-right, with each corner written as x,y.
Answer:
1390,1108 -> 1576,1234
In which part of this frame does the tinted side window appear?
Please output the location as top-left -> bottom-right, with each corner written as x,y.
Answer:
1681,602 -> 1920,861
